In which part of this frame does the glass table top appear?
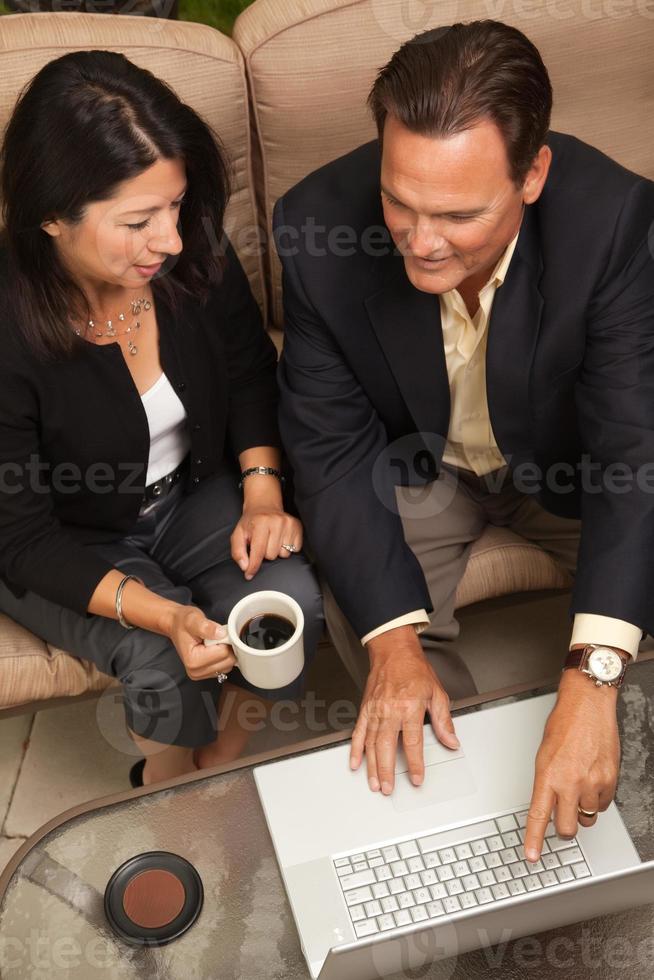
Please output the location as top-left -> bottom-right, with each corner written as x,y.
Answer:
0,662 -> 653,979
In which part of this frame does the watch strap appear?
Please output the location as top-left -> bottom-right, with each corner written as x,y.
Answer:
562,649 -> 586,671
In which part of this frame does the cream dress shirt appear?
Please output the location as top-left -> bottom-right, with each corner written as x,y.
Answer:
361,231 -> 642,660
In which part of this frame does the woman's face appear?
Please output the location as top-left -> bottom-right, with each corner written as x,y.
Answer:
42,157 -> 186,293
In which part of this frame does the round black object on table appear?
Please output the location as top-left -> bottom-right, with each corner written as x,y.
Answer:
104,851 -> 203,947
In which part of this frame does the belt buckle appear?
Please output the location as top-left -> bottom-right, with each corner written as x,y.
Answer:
144,463 -> 183,510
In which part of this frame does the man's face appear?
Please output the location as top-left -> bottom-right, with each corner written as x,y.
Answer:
380,115 -> 550,296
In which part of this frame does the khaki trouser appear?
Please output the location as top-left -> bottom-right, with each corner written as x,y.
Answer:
323,464 -> 581,701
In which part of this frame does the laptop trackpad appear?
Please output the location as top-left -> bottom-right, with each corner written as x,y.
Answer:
392,750 -> 477,812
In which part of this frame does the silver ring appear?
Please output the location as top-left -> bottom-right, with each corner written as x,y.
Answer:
216,672 -> 228,684
577,805 -> 598,818
282,543 -> 298,553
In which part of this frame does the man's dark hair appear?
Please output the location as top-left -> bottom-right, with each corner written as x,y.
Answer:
1,49 -> 231,359
368,20 -> 553,187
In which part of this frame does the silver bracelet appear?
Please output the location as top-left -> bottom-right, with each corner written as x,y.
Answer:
238,466 -> 285,490
115,575 -> 143,630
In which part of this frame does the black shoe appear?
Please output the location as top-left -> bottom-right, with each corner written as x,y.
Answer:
129,758 -> 146,788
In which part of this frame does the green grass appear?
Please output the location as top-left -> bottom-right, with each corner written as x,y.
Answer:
0,2 -> 257,32
178,0 -> 255,35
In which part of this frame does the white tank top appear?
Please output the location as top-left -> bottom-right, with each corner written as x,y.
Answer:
141,373 -> 190,485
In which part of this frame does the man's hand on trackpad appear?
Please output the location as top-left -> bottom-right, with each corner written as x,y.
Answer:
349,625 -> 460,794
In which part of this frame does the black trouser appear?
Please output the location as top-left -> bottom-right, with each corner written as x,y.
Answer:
0,471 -> 324,747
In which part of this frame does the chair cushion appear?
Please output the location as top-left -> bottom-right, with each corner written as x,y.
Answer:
0,614 -> 115,710
0,11 -> 267,317
234,0 -> 654,328
454,525 -> 571,609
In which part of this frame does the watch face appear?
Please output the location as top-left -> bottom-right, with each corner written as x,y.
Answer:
587,648 -> 624,682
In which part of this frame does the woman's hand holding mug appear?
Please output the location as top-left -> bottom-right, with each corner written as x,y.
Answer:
204,591 -> 305,689
168,605 -> 236,681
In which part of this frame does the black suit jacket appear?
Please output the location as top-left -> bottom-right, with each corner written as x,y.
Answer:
0,242 -> 280,615
275,133 -> 654,640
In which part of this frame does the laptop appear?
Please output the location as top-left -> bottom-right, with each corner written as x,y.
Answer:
254,692 -> 654,980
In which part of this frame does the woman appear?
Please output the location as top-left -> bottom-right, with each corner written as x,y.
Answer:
0,50 -> 323,787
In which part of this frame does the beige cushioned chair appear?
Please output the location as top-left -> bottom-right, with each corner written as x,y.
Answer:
1,1 -> 652,711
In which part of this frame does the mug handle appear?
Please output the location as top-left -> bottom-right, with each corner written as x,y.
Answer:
202,637 -> 240,679
203,636 -> 236,653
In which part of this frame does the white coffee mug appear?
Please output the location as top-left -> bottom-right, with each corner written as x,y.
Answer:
204,590 -> 304,690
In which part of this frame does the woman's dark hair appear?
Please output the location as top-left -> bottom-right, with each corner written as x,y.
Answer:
1,49 -> 231,359
368,20 -> 553,187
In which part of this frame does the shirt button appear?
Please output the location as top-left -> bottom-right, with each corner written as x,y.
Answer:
195,458 -> 203,465
193,424 -> 201,432
177,382 -> 186,392
193,476 -> 200,485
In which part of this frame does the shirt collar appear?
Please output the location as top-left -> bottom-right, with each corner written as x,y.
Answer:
487,224 -> 521,290
440,218 -> 523,325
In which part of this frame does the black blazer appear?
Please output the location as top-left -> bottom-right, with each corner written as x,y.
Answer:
0,242 -> 280,615
275,133 -> 654,640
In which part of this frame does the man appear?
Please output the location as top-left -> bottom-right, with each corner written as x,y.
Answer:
275,20 -> 654,864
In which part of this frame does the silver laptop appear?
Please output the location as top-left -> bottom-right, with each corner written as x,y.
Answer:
254,692 -> 654,980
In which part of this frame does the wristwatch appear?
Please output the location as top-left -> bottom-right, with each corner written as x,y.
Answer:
562,644 -> 630,688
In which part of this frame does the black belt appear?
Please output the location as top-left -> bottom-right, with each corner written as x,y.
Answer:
142,456 -> 189,505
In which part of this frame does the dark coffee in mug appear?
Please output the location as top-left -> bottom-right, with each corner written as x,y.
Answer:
239,614 -> 295,651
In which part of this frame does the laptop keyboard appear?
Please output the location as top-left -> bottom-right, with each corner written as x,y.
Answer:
332,808 -> 591,939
